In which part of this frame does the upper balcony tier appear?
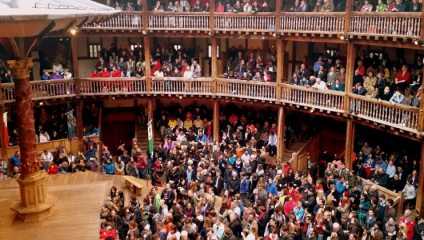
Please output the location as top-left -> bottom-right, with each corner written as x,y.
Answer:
1,77 -> 422,139
77,11 -> 423,46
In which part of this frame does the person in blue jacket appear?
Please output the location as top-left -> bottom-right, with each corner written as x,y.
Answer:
196,132 -> 207,142
105,159 -> 115,175
359,193 -> 371,225
266,178 -> 278,196
10,151 -> 21,169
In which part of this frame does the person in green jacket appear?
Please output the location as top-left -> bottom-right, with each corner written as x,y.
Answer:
152,187 -> 161,212
375,0 -> 387,12
332,79 -> 345,91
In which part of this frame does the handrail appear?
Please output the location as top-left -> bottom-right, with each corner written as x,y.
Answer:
1,78 -> 422,133
76,11 -> 423,39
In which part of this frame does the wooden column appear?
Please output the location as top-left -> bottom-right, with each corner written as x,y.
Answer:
416,142 -> 424,216
76,101 -> 84,151
0,105 -> 9,171
199,50 -> 203,77
420,1 -> 424,38
344,0 -> 352,33
148,99 -> 155,146
344,43 -> 356,113
141,0 -> 148,28
276,39 -> 286,100
144,37 -> 151,92
275,0 -> 281,31
210,0 -> 215,32
211,37 -> 217,93
344,119 -> 355,170
418,90 -> 424,131
213,100 -> 219,143
71,37 -> 79,78
276,106 -> 285,163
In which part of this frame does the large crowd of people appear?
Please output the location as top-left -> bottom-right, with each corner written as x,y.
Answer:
92,103 -> 423,240
289,49 -> 422,109
98,0 -> 422,13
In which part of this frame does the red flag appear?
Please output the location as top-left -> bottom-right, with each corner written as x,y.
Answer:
3,112 -> 8,146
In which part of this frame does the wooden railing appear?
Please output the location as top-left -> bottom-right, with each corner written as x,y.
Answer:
216,78 -> 276,100
214,13 -> 275,31
349,12 -> 421,38
151,77 -> 212,94
280,12 -> 345,33
0,79 -> 76,103
148,12 -> 209,30
280,84 -> 345,113
77,11 -> 423,39
83,12 -> 143,28
78,77 -> 146,95
1,78 -> 422,133
349,93 -> 420,130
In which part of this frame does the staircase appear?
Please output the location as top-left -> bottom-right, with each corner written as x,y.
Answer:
136,125 -> 162,154
283,139 -> 310,162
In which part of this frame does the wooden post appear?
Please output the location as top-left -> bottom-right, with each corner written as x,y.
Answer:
98,106 -> 103,170
148,99 -> 154,147
210,0 -> 215,32
344,119 -> 355,170
213,100 -> 219,143
276,106 -> 285,163
211,37 -> 217,93
141,0 -> 148,28
144,37 -> 151,92
344,43 -> 356,113
420,0 -> 424,38
418,91 -> 424,131
275,0 -> 281,31
71,37 -> 79,78
0,105 -> 9,173
344,0 -> 352,33
276,39 -> 286,100
416,142 -> 424,216
199,50 -> 203,77
76,101 -> 84,152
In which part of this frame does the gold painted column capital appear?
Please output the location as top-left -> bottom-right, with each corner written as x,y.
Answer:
7,58 -> 33,79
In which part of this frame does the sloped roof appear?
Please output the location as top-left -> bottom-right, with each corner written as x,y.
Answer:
0,0 -> 120,20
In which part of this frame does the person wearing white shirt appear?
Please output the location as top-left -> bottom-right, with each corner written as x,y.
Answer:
241,151 -> 250,162
39,132 -> 50,143
310,78 -> 328,90
243,2 -> 252,12
267,131 -> 278,157
386,160 -> 396,178
241,226 -> 257,240
41,149 -> 53,169
176,131 -> 185,142
191,61 -> 201,72
403,179 -> 416,208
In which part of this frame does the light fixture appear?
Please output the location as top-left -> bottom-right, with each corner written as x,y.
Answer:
70,28 -> 77,35
310,108 -> 315,112
272,33 -> 276,37
340,35 -> 344,40
39,102 -> 43,106
142,30 -> 147,35
414,39 -> 422,46
179,96 -> 182,99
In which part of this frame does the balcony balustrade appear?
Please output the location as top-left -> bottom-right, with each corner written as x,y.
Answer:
1,78 -> 421,133
214,13 -> 275,31
79,11 -> 422,39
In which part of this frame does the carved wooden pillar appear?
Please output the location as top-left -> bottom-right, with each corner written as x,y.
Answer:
344,43 -> 356,113
144,37 -> 151,92
416,142 -> 424,216
211,37 -> 217,93
276,106 -> 285,163
344,119 -> 355,170
7,58 -> 56,222
213,100 -> 219,143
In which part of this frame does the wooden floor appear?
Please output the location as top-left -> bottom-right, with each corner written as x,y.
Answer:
0,171 -> 156,240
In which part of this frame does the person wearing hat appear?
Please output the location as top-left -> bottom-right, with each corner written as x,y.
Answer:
141,224 -> 152,240
301,188 -> 317,213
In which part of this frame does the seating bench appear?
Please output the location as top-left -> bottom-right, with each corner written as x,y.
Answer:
122,176 -> 144,196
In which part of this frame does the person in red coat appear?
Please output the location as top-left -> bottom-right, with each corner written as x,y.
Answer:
90,69 -> 100,78
111,67 -> 121,77
46,162 -> 58,174
100,226 -> 116,239
100,68 -> 110,77
283,195 -> 297,217
151,59 -> 162,77
398,210 -> 415,240
395,65 -> 412,93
